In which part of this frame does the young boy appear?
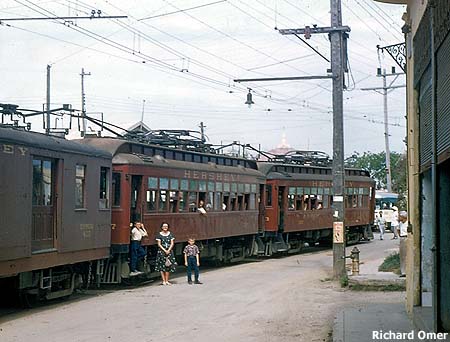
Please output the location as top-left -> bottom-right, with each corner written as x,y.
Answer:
183,238 -> 202,284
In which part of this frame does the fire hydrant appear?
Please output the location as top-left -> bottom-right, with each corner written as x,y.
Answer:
350,246 -> 360,276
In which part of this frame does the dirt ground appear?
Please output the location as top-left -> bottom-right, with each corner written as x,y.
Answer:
0,236 -> 403,342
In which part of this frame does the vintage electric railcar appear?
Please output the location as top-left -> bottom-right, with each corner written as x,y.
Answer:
0,127 -> 376,297
0,126 -> 112,302
80,137 -> 266,283
257,162 -> 376,254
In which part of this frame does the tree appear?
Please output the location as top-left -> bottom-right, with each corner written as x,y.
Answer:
346,151 -> 407,207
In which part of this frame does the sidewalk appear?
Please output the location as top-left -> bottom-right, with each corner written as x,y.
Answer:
333,233 -> 413,342
348,233 -> 405,290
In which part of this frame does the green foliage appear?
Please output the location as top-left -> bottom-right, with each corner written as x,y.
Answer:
378,252 -> 401,275
340,274 -> 349,287
346,151 -> 407,208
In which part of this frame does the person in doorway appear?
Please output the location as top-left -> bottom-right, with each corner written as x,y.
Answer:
183,237 -> 203,285
391,206 -> 399,239
155,222 -> 176,285
376,211 -> 386,240
398,211 -> 408,277
129,221 -> 148,276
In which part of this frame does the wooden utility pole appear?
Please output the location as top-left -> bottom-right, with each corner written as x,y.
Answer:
46,65 -> 51,135
329,0 -> 346,280
80,68 -> 91,136
234,0 -> 349,279
361,69 -> 405,192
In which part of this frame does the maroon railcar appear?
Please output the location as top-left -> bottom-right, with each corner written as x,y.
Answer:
81,138 -> 265,283
257,162 -> 375,254
0,126 -> 112,302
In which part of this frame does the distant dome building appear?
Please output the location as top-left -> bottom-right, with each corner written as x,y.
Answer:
259,133 -> 295,161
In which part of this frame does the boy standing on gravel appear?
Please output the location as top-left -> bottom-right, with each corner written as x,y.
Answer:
183,238 -> 203,285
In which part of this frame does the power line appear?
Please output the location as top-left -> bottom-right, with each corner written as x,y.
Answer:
139,0 -> 228,21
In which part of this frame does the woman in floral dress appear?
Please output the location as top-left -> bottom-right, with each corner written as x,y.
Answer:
155,222 -> 176,285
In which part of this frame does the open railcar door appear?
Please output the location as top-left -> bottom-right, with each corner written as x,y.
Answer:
31,158 -> 56,253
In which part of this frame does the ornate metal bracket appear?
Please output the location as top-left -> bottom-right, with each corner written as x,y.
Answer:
377,43 -> 406,73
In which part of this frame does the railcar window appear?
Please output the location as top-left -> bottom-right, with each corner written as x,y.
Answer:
232,160 -> 238,167
154,149 -> 164,157
99,167 -> 110,209
146,190 -> 157,211
144,147 -> 153,156
148,177 -> 158,189
244,184 -> 250,193
131,145 -> 142,154
189,180 -> 198,191
160,178 -> 169,190
231,183 -> 237,193
225,159 -> 232,166
266,185 -> 272,207
310,195 -> 317,209
199,181 -> 207,192
175,152 -> 183,161
75,164 -> 86,209
238,183 -> 244,193
169,191 -> 178,212
112,173 -> 121,207
214,192 -> 222,210
210,157 -> 217,164
32,158 -> 53,206
223,193 -> 230,211
244,194 -> 250,210
159,190 -> 168,211
230,193 -> 237,210
189,192 -> 198,212
179,191 -> 188,212
180,179 -> 188,191
207,192 -> 214,211
194,154 -> 201,163
303,195 -> 310,210
288,194 -> 295,210
202,156 -> 209,164
237,195 -> 244,210
170,178 -> 179,190
217,158 -> 225,166
249,193 -> 256,210
295,195 -> 302,210
166,151 -> 174,160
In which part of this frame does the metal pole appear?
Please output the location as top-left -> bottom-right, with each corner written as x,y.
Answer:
382,70 -> 393,192
331,0 -> 346,279
430,3 -> 438,332
46,64 -> 51,135
80,68 -> 91,136
200,121 -> 206,143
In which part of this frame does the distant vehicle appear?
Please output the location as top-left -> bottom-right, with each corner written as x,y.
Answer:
374,191 -> 399,229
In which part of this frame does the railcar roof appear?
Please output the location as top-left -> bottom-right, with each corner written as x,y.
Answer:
113,153 -> 265,178
0,126 -> 111,158
79,137 -> 259,169
258,162 -> 373,182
